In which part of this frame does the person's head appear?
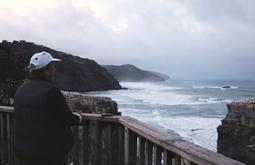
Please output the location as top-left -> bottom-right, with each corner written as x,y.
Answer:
28,51 -> 61,80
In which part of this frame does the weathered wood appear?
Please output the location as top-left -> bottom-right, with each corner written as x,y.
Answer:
1,113 -> 7,165
81,113 -> 119,123
153,144 -> 162,165
0,112 -> 4,165
0,107 -> 246,165
7,113 -> 12,165
82,121 -> 89,165
137,136 -> 145,165
124,127 -> 129,165
174,154 -> 181,165
163,150 -> 173,165
124,127 -> 138,165
181,158 -> 191,165
100,123 -> 112,165
145,140 -> 153,165
119,116 -> 245,165
0,106 -> 13,113
117,125 -> 124,165
72,126 -> 80,165
89,120 -> 100,165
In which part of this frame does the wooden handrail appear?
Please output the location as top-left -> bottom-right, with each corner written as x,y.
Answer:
0,106 -> 245,165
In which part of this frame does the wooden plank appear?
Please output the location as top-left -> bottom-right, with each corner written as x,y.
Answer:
152,144 -> 157,165
124,127 -> 129,165
181,158 -> 191,165
100,123 -> 112,165
0,106 -> 245,165
137,136 -> 145,165
153,144 -> 162,165
174,154 -> 181,165
129,129 -> 137,165
90,120 -> 100,165
145,140 -> 153,165
156,145 -> 163,165
81,113 -> 119,123
124,127 -> 138,165
72,127 -> 80,165
6,113 -> 11,165
119,117 -> 245,165
0,106 -> 14,113
10,113 -> 15,165
107,124 -> 112,165
117,125 -> 124,165
163,150 -> 173,165
82,121 -> 89,165
0,113 -> 4,165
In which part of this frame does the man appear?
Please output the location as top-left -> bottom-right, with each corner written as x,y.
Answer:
14,51 -> 82,165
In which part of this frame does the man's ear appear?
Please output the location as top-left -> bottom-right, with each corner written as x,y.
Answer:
43,68 -> 51,76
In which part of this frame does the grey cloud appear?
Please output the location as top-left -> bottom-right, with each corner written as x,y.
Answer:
0,0 -> 255,80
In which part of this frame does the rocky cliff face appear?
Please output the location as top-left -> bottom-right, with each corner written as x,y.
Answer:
0,40 -> 121,106
217,99 -> 255,165
64,92 -> 120,115
104,64 -> 170,82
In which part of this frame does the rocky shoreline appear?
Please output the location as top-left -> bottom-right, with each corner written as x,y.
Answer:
217,98 -> 255,165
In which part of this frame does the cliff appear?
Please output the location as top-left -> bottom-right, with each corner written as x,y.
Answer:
64,92 -> 120,115
103,64 -> 170,82
217,98 -> 255,164
0,40 -> 121,105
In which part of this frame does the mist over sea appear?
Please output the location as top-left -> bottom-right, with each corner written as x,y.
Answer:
85,80 -> 255,151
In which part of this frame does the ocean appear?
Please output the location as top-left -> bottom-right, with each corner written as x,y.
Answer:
85,80 -> 255,151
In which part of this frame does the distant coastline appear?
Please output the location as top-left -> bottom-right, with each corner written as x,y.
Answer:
104,64 -> 170,82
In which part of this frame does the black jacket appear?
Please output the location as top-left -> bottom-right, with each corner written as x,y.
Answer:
14,76 -> 80,159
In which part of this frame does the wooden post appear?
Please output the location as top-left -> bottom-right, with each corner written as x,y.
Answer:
145,140 -> 153,165
0,113 -> 5,165
137,136 -> 145,165
101,123 -> 112,165
163,150 -> 173,165
7,113 -> 12,165
90,120 -> 99,165
72,126 -> 80,165
181,158 -> 191,165
117,125 -> 124,165
174,154 -> 181,165
124,127 -> 137,165
153,144 -> 162,165
82,121 -> 89,165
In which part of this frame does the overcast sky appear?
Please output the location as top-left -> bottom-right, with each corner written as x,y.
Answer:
1,0 -> 255,80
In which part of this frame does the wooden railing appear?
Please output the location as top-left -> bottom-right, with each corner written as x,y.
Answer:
0,106 -> 245,165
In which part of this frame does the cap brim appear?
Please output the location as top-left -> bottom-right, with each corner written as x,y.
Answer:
51,58 -> 61,62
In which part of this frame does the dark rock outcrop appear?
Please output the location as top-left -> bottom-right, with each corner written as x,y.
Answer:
64,92 -> 120,115
0,40 -> 121,106
217,99 -> 255,165
104,64 -> 170,82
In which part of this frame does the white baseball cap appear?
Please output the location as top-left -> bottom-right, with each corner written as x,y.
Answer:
28,51 -> 61,71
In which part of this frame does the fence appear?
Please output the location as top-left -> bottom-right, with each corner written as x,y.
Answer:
0,106 -> 244,165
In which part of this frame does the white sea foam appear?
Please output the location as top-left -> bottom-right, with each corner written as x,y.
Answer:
122,112 -> 221,151
198,97 -> 232,103
192,85 -> 238,90
120,82 -> 198,105
192,85 -> 222,89
85,81 -> 238,151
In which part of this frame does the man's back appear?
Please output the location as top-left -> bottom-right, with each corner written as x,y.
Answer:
14,78 -> 73,160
